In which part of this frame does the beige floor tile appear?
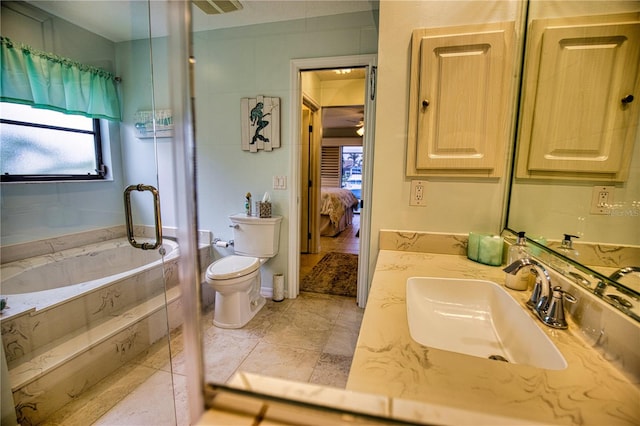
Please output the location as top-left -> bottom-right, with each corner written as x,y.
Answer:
288,292 -> 346,321
261,308 -> 333,352
323,321 -> 361,357
93,370 -> 180,426
201,331 -> 260,383
309,353 -> 353,388
237,341 -> 321,383
337,300 -> 365,330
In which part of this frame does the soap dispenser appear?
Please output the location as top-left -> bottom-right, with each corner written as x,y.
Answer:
553,234 -> 579,275
559,234 -> 579,261
505,231 -> 531,291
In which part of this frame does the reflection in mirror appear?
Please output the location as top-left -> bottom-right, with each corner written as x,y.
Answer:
503,228 -> 640,322
507,1 -> 640,298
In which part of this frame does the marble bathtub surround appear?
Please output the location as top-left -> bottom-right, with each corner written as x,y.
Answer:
347,248 -> 640,425
0,227 -> 214,425
0,225 -> 212,265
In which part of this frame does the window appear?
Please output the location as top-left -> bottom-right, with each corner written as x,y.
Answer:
0,102 -> 106,182
320,146 -> 341,187
342,146 -> 363,206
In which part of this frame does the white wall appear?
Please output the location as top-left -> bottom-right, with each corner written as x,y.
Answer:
368,0 -> 522,270
192,11 -> 378,289
115,36 -> 180,230
321,79 -> 365,106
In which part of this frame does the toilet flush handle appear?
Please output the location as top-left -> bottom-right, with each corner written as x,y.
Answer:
229,224 -> 239,229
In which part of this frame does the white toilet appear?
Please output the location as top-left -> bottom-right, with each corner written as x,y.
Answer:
205,213 -> 282,328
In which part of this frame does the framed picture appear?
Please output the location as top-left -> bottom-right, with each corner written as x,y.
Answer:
240,96 -> 280,152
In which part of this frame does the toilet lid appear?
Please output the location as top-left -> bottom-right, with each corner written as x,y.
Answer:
206,255 -> 260,280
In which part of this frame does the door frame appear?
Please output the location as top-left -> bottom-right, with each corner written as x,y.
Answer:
288,54 -> 377,308
300,96 -> 321,254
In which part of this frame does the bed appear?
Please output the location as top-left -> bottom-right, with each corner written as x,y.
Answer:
320,187 -> 359,236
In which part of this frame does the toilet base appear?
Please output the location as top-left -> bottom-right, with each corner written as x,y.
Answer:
211,272 -> 266,329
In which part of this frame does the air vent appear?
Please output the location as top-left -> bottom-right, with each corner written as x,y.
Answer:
193,0 -> 242,15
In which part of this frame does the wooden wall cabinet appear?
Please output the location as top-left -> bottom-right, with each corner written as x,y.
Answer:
407,22 -> 515,178
516,14 -> 640,182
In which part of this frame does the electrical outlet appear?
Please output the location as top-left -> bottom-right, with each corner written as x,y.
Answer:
410,180 -> 427,206
590,185 -> 614,215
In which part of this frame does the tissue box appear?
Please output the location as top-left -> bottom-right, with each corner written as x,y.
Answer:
256,201 -> 272,218
467,232 -> 503,266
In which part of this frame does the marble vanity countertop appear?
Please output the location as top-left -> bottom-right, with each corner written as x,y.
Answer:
346,250 -> 640,425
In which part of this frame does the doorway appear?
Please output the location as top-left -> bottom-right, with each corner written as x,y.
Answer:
288,55 -> 377,308
299,69 -> 365,296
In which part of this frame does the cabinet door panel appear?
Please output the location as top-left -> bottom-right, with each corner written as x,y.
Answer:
527,23 -> 640,174
516,15 -> 640,182
417,38 -> 492,168
407,22 -> 514,177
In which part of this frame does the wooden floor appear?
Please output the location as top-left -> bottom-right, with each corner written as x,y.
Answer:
300,214 -> 360,279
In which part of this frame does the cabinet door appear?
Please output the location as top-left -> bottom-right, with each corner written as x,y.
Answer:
517,17 -> 640,181
407,22 -> 515,177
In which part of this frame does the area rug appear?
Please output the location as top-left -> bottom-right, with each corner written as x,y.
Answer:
300,252 -> 358,297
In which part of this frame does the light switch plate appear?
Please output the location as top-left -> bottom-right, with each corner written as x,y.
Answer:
273,176 -> 287,190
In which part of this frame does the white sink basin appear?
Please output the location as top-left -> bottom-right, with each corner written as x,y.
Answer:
406,277 -> 567,370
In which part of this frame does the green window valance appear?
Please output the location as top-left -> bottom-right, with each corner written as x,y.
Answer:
0,36 -> 121,121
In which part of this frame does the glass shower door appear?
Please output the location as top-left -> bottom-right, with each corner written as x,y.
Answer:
0,1 -> 180,425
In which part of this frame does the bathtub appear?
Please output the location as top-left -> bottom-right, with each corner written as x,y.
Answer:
0,235 -> 187,425
1,237 -> 180,317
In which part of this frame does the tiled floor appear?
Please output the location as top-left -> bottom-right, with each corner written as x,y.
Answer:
200,292 -> 363,387
43,217 -> 362,425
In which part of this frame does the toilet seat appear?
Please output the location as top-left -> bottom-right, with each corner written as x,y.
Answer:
206,255 -> 260,281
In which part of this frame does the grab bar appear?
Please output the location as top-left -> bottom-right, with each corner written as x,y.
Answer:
124,184 -> 163,250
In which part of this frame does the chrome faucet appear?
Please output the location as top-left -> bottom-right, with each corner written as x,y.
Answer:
504,258 -> 552,310
609,266 -> 640,281
503,258 -> 574,329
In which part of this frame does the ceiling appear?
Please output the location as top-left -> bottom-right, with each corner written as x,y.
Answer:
25,0 -> 377,43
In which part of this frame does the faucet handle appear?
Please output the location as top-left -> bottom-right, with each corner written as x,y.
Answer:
542,286 -> 576,329
527,275 -> 543,310
528,267 -> 551,313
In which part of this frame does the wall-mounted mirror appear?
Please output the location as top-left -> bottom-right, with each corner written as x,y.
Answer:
507,0 -> 640,304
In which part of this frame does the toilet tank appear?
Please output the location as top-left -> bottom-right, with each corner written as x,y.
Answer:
229,214 -> 282,258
